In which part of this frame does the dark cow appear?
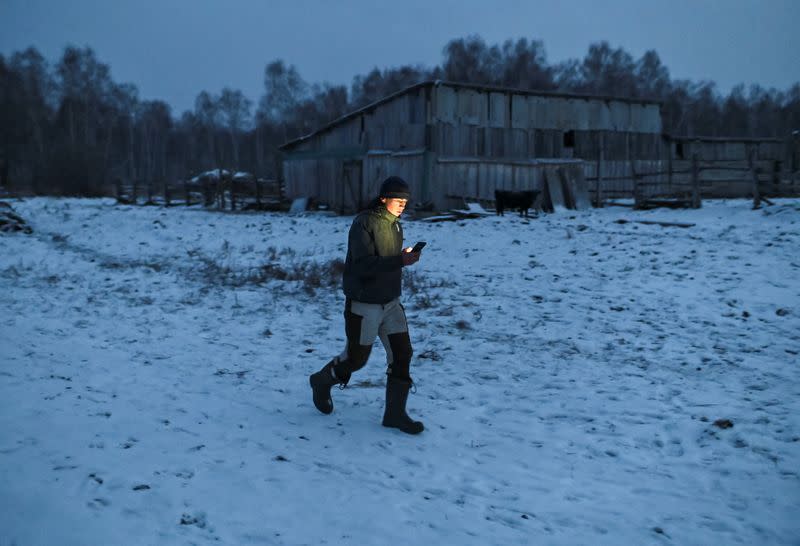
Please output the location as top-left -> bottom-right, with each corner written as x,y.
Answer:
495,190 -> 538,217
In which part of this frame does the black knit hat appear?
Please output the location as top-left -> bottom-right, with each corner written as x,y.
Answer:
379,176 -> 410,200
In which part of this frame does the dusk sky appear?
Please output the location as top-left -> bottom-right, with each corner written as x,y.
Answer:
1,0 -> 798,115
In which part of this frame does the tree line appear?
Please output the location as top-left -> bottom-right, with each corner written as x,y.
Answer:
1,35 -> 798,196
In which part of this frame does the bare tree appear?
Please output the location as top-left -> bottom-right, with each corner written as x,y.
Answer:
350,65 -> 430,109
257,60 -> 307,136
138,100 -> 172,191
499,38 -> 555,90
3,36 -> 800,198
442,35 -> 495,85
218,87 -> 252,169
194,90 -> 220,169
2,48 -> 55,191
110,83 -> 139,184
635,50 -> 670,100
578,41 -> 637,97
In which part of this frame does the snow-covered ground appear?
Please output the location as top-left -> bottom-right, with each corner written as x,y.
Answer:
1,197 -> 798,545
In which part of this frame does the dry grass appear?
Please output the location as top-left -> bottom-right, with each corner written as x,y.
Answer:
188,247 -> 345,295
186,246 -> 453,299
403,269 -> 454,309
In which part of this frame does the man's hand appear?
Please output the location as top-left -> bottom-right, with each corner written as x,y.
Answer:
401,247 -> 421,266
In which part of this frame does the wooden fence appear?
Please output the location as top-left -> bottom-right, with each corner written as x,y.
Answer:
583,152 -> 798,209
111,151 -> 798,215
115,173 -> 285,211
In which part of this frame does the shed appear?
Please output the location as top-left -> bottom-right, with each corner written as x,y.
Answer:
279,80 -> 665,212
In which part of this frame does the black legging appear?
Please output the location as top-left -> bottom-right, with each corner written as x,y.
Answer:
333,300 -> 413,381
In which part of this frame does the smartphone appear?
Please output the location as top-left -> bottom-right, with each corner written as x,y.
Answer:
412,241 -> 427,252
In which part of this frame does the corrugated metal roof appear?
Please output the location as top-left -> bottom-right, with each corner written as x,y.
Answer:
279,80 -> 663,152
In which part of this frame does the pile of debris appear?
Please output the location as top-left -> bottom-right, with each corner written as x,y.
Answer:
0,202 -> 32,234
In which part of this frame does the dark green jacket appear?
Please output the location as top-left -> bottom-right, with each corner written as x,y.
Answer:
343,204 -> 405,304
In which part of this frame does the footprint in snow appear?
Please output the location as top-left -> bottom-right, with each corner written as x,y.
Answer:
180,511 -> 208,529
120,438 -> 138,449
87,497 -> 111,509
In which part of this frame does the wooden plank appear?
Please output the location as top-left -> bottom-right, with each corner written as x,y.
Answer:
749,147 -> 761,209
544,167 -> 567,212
568,166 -> 591,210
596,133 -> 604,207
691,154 -> 701,208
697,160 -> 761,169
559,167 -> 576,209
625,219 -> 695,228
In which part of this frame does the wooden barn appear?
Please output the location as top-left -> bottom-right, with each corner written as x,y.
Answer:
279,81 -> 664,212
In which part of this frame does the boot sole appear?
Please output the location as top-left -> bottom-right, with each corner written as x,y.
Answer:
382,420 -> 424,435
309,375 -> 334,415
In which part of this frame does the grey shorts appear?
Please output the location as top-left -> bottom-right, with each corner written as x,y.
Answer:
341,298 -> 409,364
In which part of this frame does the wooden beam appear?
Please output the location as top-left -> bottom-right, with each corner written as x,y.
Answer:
595,132 -> 604,208
749,147 -> 761,209
616,219 -> 695,228
691,153 -> 701,208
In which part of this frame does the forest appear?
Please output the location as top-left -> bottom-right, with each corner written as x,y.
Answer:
2,35 -> 798,196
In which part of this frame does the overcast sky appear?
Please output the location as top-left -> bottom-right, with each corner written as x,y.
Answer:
1,0 -> 798,115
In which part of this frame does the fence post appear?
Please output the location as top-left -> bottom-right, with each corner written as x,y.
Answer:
749,147 -> 761,209
772,160 -> 781,197
0,159 -> 9,196
132,179 -> 139,205
203,177 -> 212,207
147,179 -> 154,205
667,138 -> 673,192
595,133 -> 604,208
184,179 -> 191,206
632,161 -> 642,209
163,179 -> 171,207
793,134 -> 799,192
230,171 -> 237,211
255,176 -> 262,209
274,154 -> 285,203
115,178 -> 123,203
691,153 -> 701,208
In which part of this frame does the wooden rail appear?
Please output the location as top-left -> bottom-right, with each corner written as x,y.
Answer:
616,153 -> 795,210
116,174 -> 285,211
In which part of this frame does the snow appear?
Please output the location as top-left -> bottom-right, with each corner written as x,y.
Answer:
190,169 -> 231,183
1,197 -> 799,545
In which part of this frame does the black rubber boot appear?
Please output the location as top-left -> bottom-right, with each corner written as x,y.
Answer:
382,376 -> 424,434
309,360 -> 348,414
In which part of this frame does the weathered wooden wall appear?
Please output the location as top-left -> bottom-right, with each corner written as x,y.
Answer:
283,150 -> 426,213
290,87 -> 428,154
433,127 -> 664,160
281,82 -> 798,210
285,158 -> 355,212
671,138 -> 785,162
432,85 -> 661,133
363,150 -> 425,204
432,158 -> 585,209
430,84 -> 662,161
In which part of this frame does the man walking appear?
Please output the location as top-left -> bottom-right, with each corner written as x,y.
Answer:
309,176 -> 424,434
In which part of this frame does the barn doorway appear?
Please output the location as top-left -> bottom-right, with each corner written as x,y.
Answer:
341,160 -> 363,213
